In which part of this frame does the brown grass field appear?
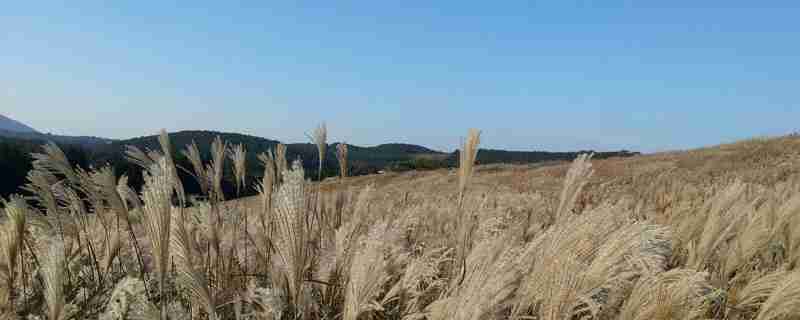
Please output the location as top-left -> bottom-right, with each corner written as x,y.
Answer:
3,128 -> 800,319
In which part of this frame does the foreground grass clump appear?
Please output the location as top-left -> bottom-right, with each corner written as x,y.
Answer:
3,126 -> 800,319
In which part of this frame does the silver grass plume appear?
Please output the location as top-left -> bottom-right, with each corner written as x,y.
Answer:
510,204 -> 628,319
343,222 -> 394,320
125,145 -> 159,170
454,129 -> 481,284
684,180 -> 748,269
271,160 -> 315,316
257,151 -> 277,210
737,270 -> 800,320
140,158 -> 175,299
429,236 -> 522,320
210,136 -> 227,203
40,238 -> 67,320
23,169 -> 61,216
157,130 -> 186,206
555,153 -> 594,224
228,143 -> 247,195
311,123 -> 327,180
170,217 -> 217,320
457,129 -> 481,206
735,270 -> 791,313
618,269 -> 712,320
182,141 -> 210,196
275,143 -> 288,183
90,165 -> 129,221
255,151 -> 277,264
337,143 -> 349,179
117,175 -> 142,211
382,247 -> 452,317
335,185 -> 374,278
101,229 -> 122,273
31,142 -> 80,185
0,196 -> 27,311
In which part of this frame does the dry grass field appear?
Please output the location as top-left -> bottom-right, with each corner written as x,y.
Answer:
3,128 -> 800,320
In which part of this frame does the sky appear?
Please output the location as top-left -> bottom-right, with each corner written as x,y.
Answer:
2,2 -> 800,153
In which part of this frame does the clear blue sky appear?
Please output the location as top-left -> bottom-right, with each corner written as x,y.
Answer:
2,2 -> 799,152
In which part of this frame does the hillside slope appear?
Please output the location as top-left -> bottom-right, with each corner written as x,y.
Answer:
0,114 -> 38,133
0,129 -> 114,148
325,134 -> 800,204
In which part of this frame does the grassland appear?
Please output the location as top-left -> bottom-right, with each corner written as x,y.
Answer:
2,128 -> 800,320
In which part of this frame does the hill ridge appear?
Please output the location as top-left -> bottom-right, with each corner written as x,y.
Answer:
0,114 -> 39,133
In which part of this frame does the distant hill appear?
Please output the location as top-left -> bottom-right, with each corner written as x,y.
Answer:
104,130 -> 282,156
0,129 -> 115,149
0,135 -> 93,199
101,130 -> 446,177
0,128 -> 640,198
87,130 -> 449,197
465,148 -> 641,165
369,143 -> 439,154
0,114 -> 39,133
0,114 -> 115,148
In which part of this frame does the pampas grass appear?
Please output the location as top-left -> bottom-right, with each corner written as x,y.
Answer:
229,143 -> 247,195
6,126 -> 800,319
457,129 -> 481,206
453,129 -> 481,286
343,222 -> 393,320
382,246 -> 452,317
310,123 -> 327,181
0,196 -> 27,314
618,269 -> 712,320
275,144 -> 288,184
335,185 -> 374,282
171,217 -> 217,320
336,143 -> 348,179
555,153 -> 593,224
270,161 -> 317,317
210,136 -> 228,203
31,142 -> 80,185
253,151 -> 277,267
183,141 -> 210,196
744,271 -> 800,320
139,157 -> 175,317
40,237 -> 67,320
735,270 -> 791,313
429,235 -> 523,320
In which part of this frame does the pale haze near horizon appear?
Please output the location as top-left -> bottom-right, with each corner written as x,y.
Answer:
2,2 -> 800,153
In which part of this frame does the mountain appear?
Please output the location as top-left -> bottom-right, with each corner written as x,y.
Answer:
0,114 -> 38,133
0,115 -> 115,148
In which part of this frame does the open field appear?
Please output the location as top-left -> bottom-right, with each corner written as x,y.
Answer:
3,130 -> 800,319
